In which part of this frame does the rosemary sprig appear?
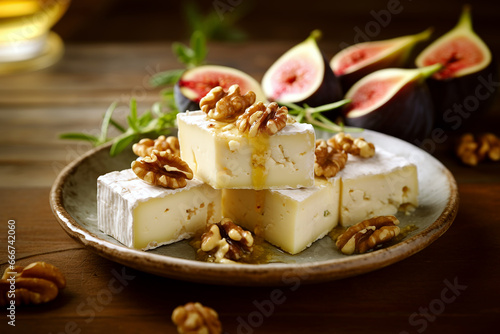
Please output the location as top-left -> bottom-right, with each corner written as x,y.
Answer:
280,100 -> 363,133
60,95 -> 178,157
149,30 -> 208,87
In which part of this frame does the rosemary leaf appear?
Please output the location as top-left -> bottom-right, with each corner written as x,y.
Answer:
110,133 -> 136,157
59,133 -> 99,144
149,69 -> 185,87
99,101 -> 117,144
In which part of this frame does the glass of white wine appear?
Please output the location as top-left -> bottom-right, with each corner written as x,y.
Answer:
0,0 -> 71,74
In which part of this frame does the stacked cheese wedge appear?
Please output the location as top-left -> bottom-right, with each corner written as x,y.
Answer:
98,110 -> 418,255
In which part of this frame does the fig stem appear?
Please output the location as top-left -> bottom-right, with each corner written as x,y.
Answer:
311,100 -> 351,113
456,5 -> 472,30
412,28 -> 433,43
279,100 -> 362,133
304,108 -> 362,133
309,29 -> 322,42
419,63 -> 443,79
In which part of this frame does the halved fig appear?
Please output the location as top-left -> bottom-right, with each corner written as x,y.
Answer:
331,28 -> 432,91
415,6 -> 497,128
344,64 -> 442,142
262,30 -> 342,107
174,65 -> 266,112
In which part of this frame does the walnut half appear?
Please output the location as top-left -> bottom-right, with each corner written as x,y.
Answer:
236,101 -> 288,137
200,85 -> 256,121
172,302 -> 222,334
200,218 -> 254,263
0,262 -> 66,306
336,216 -> 400,255
456,132 -> 500,166
131,150 -> 193,188
314,139 -> 348,178
327,132 -> 375,158
132,135 -> 180,157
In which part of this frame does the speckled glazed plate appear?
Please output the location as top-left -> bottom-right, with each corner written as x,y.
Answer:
50,130 -> 458,286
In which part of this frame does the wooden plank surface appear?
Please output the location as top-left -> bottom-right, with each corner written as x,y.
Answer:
1,42 -> 499,333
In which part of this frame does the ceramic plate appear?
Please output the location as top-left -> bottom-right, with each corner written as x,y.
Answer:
50,130 -> 458,286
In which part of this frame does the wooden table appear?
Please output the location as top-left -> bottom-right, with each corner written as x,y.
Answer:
1,42 -> 499,334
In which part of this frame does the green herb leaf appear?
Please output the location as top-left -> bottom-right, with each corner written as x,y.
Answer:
190,30 -> 207,66
110,133 -> 136,157
60,94 -> 179,157
109,118 -> 126,133
173,42 -> 195,67
149,69 -> 185,87
59,132 -> 99,144
280,99 -> 363,133
99,101 -> 117,144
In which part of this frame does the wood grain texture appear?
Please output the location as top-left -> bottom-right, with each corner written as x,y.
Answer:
0,185 -> 499,333
0,42 -> 499,333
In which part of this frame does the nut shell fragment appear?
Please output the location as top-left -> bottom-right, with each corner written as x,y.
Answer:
132,150 -> 193,188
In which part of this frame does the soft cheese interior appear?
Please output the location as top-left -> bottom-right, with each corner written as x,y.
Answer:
220,148 -> 418,254
97,122 -> 419,256
97,169 -> 221,250
337,149 -> 418,226
222,177 -> 340,255
177,111 -> 315,190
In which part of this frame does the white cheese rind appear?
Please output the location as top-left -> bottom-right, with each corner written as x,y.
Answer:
337,149 -> 419,226
97,169 -> 221,250
222,177 -> 340,254
177,111 -> 315,189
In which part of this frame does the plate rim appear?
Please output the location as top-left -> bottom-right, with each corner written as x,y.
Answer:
50,131 -> 459,286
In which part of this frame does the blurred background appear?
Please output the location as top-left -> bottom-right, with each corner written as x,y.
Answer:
54,0 -> 499,46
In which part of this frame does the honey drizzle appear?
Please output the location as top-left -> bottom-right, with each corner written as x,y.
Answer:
249,135 -> 270,190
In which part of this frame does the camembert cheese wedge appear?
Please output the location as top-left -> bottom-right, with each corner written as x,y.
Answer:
337,148 -> 418,226
222,177 -> 340,254
177,111 -> 315,189
97,169 -> 221,250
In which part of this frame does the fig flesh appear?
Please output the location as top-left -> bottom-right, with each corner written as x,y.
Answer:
262,30 -> 342,107
174,65 -> 266,112
415,6 -> 498,129
344,64 -> 442,142
331,29 -> 432,91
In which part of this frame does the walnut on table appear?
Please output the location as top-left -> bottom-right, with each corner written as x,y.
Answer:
0,262 -> 66,306
456,133 -> 500,166
133,135 -> 180,157
200,85 -> 256,122
172,302 -> 222,334
336,216 -> 400,255
236,101 -> 288,137
200,218 -> 254,263
131,150 -> 193,189
314,139 -> 348,178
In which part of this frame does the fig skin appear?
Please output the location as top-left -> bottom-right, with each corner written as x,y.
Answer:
332,29 -> 432,92
344,81 -> 434,143
302,55 -> 343,108
415,6 -> 498,129
425,60 -> 498,130
262,30 -> 343,111
174,65 -> 266,112
174,82 -> 200,112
